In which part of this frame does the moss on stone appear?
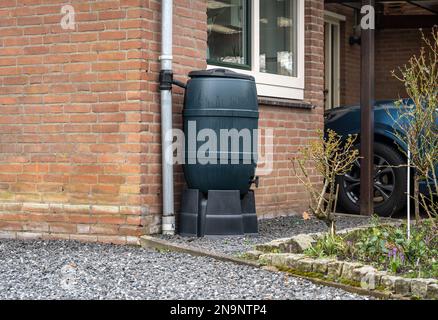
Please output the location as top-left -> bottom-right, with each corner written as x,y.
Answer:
276,265 -> 326,280
258,258 -> 270,266
337,277 -> 361,288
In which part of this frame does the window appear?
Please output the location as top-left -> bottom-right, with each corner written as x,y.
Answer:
259,0 -> 297,77
207,0 -> 305,100
207,0 -> 251,69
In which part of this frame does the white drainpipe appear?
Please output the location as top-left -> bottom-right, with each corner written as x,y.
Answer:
160,0 -> 175,235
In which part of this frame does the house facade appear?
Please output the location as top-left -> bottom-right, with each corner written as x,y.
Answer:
0,0 -> 434,243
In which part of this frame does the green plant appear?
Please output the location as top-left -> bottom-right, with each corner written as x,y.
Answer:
292,130 -> 359,236
355,226 -> 390,265
305,233 -> 347,258
306,219 -> 438,279
387,247 -> 405,273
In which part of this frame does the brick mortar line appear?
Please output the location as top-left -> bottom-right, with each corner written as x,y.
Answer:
0,201 -> 148,213
0,230 -> 141,245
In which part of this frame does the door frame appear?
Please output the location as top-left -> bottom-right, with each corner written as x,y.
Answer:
324,11 -> 345,110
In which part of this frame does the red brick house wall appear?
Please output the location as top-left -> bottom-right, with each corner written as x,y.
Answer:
0,0 -> 159,243
256,0 -> 324,217
0,0 -> 324,242
374,28 -> 431,100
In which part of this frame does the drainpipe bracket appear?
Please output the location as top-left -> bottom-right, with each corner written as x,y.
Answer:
159,55 -> 173,61
159,70 -> 173,91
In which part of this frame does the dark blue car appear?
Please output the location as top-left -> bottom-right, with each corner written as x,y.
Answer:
324,100 -> 438,217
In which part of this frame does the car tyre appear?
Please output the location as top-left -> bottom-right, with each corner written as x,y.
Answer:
336,142 -> 407,217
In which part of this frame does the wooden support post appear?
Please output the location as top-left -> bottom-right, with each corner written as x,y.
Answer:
360,0 -> 375,215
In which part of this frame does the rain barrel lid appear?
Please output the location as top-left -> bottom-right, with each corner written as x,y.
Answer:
188,68 -> 255,81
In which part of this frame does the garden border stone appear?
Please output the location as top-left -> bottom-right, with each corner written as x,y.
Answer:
411,278 -> 435,298
249,223 -> 437,300
427,284 -> 438,299
254,250 -> 437,299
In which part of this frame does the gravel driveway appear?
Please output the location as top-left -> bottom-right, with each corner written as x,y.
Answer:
0,239 -> 369,300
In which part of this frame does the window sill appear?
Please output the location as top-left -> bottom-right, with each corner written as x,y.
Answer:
258,96 -> 314,109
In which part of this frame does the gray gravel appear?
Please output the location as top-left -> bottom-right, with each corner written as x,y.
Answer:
0,239 -> 369,300
159,214 -> 382,255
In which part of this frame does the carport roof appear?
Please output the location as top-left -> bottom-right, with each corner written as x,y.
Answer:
325,0 -> 438,28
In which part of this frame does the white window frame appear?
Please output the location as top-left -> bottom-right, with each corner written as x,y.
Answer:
207,0 -> 305,100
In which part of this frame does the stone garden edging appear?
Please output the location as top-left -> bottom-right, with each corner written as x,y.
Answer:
253,223 -> 402,255
244,224 -> 438,300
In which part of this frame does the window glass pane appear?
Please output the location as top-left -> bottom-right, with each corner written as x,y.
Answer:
259,0 -> 297,77
207,0 -> 250,67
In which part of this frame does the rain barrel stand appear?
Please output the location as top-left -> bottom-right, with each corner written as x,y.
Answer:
178,189 -> 258,237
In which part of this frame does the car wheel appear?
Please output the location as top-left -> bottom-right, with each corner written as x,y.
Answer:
336,142 -> 407,217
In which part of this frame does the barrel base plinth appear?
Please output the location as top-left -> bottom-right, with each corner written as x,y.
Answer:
178,189 -> 258,237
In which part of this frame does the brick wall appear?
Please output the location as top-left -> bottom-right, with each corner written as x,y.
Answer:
0,0 -> 324,242
375,28 -> 430,100
255,0 -> 324,217
326,4 -> 430,105
0,0 -> 157,243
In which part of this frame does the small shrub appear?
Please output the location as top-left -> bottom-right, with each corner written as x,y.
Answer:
292,130 -> 359,236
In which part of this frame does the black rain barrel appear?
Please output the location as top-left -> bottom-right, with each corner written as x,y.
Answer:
183,68 -> 259,195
